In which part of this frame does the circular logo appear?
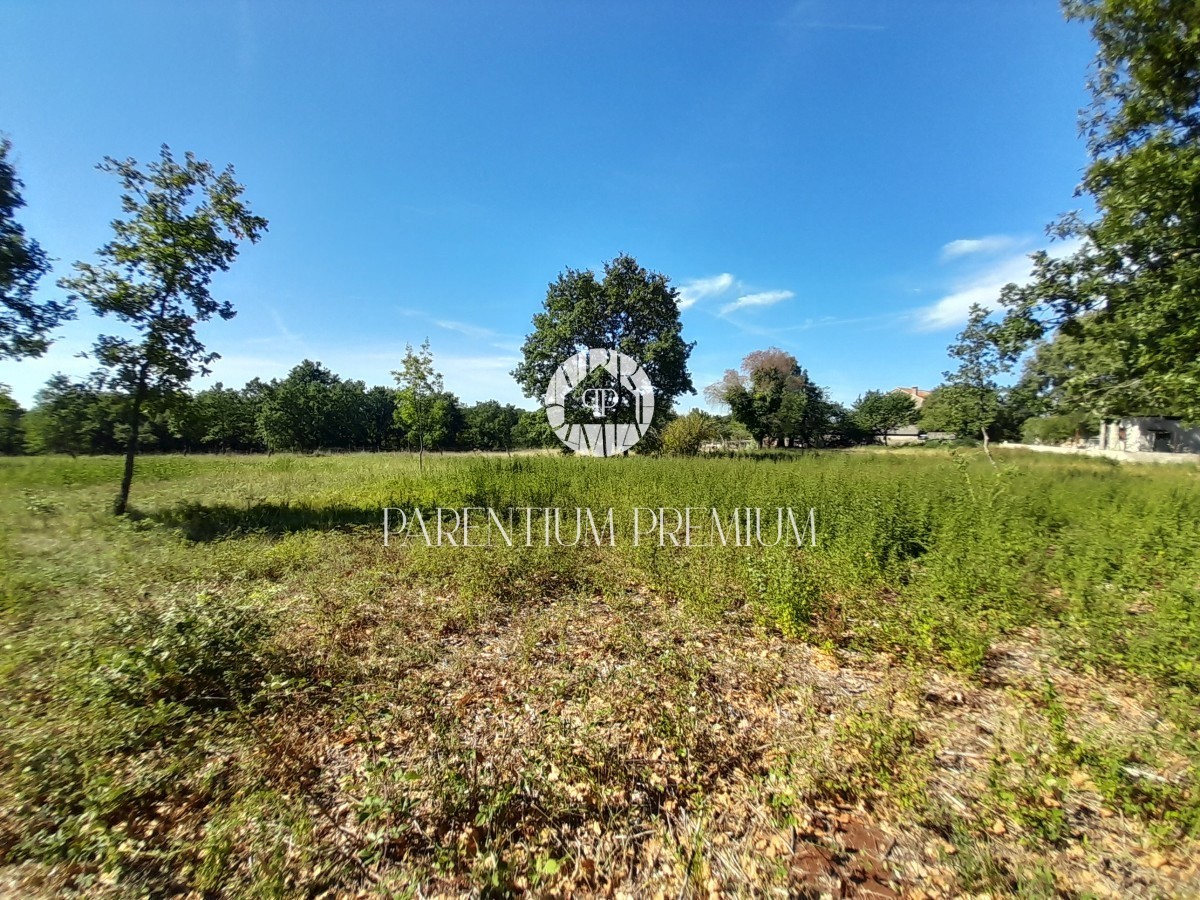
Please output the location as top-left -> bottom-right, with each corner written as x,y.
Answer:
544,348 -> 655,456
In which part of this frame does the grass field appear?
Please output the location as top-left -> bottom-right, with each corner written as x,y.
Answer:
2,448 -> 1199,897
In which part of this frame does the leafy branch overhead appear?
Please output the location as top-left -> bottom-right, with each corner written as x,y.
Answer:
0,136 -> 73,359
995,0 -> 1200,420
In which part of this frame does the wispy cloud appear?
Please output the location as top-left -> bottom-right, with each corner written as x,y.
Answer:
677,273 -> 735,309
789,21 -> 885,31
780,1 -> 886,32
939,235 -> 1020,261
720,289 -> 794,316
916,238 -> 1083,331
434,319 -> 499,341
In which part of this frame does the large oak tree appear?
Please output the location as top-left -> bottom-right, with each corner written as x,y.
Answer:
512,255 -> 695,435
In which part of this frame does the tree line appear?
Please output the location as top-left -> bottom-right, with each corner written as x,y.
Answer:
0,363 -> 558,457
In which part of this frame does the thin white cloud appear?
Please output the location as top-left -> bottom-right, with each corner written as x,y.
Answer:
939,235 -> 1020,261
677,273 -> 735,309
434,319 -> 499,341
917,238 -> 1084,331
720,289 -> 794,315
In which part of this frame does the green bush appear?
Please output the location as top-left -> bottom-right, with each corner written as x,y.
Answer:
660,410 -> 720,456
96,592 -> 277,710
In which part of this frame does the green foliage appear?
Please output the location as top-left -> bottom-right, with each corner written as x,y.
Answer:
920,383 -> 999,440
0,136 -> 72,359
933,304 -> 1015,449
660,409 -> 720,456
706,347 -> 834,447
995,0 -> 1200,419
851,390 -> 918,441
257,359 -> 371,452
96,593 -> 277,710
192,381 -> 263,452
461,400 -> 520,451
58,145 -> 267,513
1021,412 -> 1097,444
512,407 -> 558,449
22,375 -> 109,455
512,254 -> 695,426
392,339 -> 446,467
0,383 -> 24,454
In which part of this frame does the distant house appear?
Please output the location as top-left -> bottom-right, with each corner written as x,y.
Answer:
892,386 -> 932,410
880,386 -> 933,444
1096,417 -> 1200,453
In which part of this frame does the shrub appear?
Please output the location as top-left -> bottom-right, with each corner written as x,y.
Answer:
95,592 -> 277,710
660,410 -> 720,456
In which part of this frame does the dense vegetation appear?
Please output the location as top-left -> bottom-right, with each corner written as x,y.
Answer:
2,449 -> 1198,895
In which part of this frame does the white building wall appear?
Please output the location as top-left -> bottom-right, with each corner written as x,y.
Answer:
1099,418 -> 1200,453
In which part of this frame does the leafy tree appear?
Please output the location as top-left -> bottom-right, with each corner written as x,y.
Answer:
705,348 -> 830,448
58,146 -> 266,513
851,390 -> 918,443
512,408 -> 557,450
824,402 -> 871,447
193,382 -> 260,452
164,393 -> 205,453
392,339 -> 444,468
462,400 -> 521,452
994,0 -> 1200,419
937,304 -> 1015,460
363,385 -> 398,451
22,375 -> 105,456
0,137 -> 72,359
1012,320 -> 1123,418
660,409 -> 720,456
0,384 -> 24,454
256,360 -> 343,452
919,384 -> 999,443
512,255 -> 695,430
395,389 -> 462,454
329,378 -> 371,450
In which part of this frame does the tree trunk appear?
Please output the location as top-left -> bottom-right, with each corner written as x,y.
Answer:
981,426 -> 996,467
114,372 -> 148,515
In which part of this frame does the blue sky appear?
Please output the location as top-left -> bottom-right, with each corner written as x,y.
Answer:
0,0 -> 1095,411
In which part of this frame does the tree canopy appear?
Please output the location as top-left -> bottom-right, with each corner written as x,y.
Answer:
706,348 -> 831,448
512,255 -> 695,430
0,137 -> 72,359
851,391 -> 918,442
995,0 -> 1200,420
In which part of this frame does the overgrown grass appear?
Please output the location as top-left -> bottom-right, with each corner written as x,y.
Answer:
1,448 -> 1198,895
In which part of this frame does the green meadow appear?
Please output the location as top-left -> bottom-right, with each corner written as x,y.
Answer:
2,449 -> 1199,896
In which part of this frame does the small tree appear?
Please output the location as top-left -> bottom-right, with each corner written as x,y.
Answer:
851,390 -> 918,444
0,137 -> 73,359
939,304 -> 1014,462
58,146 -> 266,513
919,384 -> 999,444
661,409 -> 720,456
392,338 -> 443,470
